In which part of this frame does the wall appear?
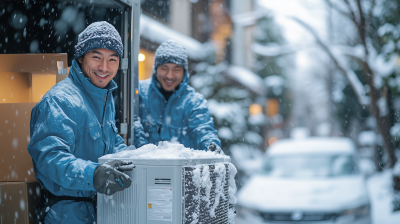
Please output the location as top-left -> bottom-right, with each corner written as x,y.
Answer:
169,0 -> 192,36
139,48 -> 155,81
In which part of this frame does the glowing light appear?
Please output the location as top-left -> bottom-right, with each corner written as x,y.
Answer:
249,104 -> 262,116
266,99 -> 279,117
138,53 -> 145,62
135,90 -> 139,94
268,137 -> 278,146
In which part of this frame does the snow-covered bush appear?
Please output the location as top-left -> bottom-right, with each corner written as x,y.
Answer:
191,61 -> 264,155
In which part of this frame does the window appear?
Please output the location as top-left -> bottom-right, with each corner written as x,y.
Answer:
262,154 -> 358,178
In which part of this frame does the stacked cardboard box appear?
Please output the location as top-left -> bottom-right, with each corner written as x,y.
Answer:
0,54 -> 68,224
0,181 -> 41,224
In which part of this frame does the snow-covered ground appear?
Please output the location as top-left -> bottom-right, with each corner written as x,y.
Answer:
367,170 -> 400,224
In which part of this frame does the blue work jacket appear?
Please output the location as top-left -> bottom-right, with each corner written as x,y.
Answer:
28,60 -> 127,223
138,70 -> 221,151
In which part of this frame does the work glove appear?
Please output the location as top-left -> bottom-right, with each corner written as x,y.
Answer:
207,142 -> 223,154
93,160 -> 135,195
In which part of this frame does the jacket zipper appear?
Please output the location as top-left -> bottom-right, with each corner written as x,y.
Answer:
160,92 -> 176,135
101,91 -> 108,154
100,91 -> 108,128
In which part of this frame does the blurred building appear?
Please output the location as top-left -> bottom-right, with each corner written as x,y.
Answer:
139,0 -> 213,80
231,0 -> 258,68
139,0 -> 266,98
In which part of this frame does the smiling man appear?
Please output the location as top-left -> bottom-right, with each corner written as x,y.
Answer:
138,40 -> 221,152
28,21 -> 139,224
78,48 -> 120,88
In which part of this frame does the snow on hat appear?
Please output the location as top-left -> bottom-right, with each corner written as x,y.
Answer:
153,40 -> 188,72
74,21 -> 123,60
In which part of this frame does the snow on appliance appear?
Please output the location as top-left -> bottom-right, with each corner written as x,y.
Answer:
97,142 -> 237,224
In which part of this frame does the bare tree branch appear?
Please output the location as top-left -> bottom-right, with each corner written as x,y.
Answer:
291,17 -> 369,106
342,0 -> 359,25
366,0 -> 376,54
343,53 -> 365,63
368,0 -> 376,26
324,0 -> 354,21
355,0 -> 368,52
292,4 -> 398,168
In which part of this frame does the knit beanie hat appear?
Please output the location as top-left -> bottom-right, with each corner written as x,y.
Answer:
153,40 -> 188,73
74,21 -> 123,60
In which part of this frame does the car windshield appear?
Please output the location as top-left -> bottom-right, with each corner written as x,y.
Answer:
262,154 -> 358,178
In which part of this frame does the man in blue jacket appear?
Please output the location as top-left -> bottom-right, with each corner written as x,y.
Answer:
28,21 -> 136,224
138,40 -> 221,152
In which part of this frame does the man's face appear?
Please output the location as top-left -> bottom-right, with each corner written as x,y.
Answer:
156,63 -> 184,91
78,48 -> 119,88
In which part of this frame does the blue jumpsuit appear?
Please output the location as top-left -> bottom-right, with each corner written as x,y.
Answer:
138,70 -> 221,151
28,60 -> 127,223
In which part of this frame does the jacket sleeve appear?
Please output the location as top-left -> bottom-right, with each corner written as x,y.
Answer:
114,134 -> 128,152
113,118 -> 148,151
133,116 -> 148,148
28,97 -> 98,191
187,96 -> 221,151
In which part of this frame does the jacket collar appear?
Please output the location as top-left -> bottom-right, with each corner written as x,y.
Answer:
69,60 -> 118,98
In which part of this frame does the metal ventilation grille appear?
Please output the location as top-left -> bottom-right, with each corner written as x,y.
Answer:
97,183 -> 140,224
182,164 -> 230,224
261,212 -> 337,222
155,178 -> 172,184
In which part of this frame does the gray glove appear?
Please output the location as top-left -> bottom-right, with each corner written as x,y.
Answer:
93,160 -> 135,195
207,142 -> 223,154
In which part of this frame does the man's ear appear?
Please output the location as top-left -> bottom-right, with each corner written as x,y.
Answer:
78,57 -> 83,63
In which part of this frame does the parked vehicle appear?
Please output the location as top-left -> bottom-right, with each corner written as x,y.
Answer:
236,137 -> 372,224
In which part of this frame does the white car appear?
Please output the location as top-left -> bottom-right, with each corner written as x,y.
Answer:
236,137 -> 371,224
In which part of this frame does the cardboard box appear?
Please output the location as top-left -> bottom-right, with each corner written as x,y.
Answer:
0,103 -> 37,181
0,54 -> 69,103
0,54 -> 68,181
0,181 -> 41,224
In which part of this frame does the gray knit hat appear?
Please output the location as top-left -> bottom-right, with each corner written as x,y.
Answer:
153,40 -> 188,72
75,21 -> 123,60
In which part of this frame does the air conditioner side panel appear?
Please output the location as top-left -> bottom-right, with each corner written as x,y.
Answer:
97,169 -> 140,224
97,165 -> 183,224
145,166 -> 183,224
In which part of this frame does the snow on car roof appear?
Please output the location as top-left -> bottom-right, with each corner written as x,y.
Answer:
267,137 -> 356,155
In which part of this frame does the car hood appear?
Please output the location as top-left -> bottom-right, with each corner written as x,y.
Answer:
237,174 -> 369,212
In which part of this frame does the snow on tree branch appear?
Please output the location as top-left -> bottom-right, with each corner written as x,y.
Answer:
291,17 -> 370,106
251,42 -> 299,57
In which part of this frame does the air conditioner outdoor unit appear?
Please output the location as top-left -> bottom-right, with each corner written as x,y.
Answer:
97,142 -> 237,224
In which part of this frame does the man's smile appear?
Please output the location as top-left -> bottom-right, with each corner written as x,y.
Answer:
94,72 -> 109,80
